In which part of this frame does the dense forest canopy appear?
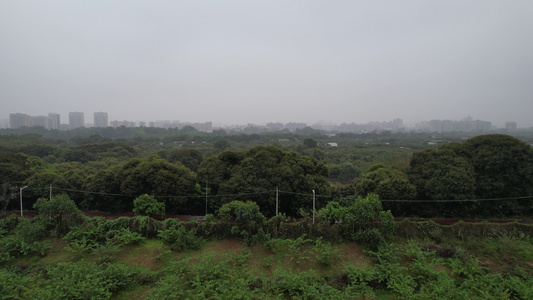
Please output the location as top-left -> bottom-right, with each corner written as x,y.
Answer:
1,127 -> 532,218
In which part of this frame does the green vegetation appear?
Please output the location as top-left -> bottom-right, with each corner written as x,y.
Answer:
0,194 -> 531,299
132,194 -> 165,218
1,129 -> 533,298
2,129 -> 532,218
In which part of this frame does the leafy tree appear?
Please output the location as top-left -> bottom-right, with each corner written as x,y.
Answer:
22,171 -> 71,209
328,163 -> 361,183
83,166 -> 124,212
318,194 -> 394,250
303,138 -> 318,148
167,148 -> 203,172
133,194 -> 165,217
317,201 -> 344,224
116,155 -> 197,214
355,164 -> 415,216
196,149 -> 246,200
0,152 -> 33,184
0,182 -> 18,213
61,148 -> 96,163
218,200 -> 266,245
213,139 -> 230,151
33,194 -> 83,236
408,149 -> 477,217
206,146 -> 331,217
408,134 -> 533,217
461,134 -> 533,216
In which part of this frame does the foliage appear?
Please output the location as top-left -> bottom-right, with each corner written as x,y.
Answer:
0,218 -> 51,262
199,146 -> 331,217
355,164 -> 416,202
408,134 -> 533,217
1,212 -> 532,299
167,148 -> 203,172
303,137 -> 318,148
158,219 -> 203,252
85,155 -> 198,214
0,152 -> 33,185
33,194 -> 83,236
317,201 -> 344,224
408,148 -> 477,217
1,195 -> 82,261
64,217 -> 145,258
318,194 -> 394,250
20,262 -> 156,299
132,194 -> 165,217
313,238 -> 341,267
0,182 -> 18,213
218,200 -> 266,245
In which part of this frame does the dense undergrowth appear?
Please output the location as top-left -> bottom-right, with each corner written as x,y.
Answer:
1,195 -> 532,299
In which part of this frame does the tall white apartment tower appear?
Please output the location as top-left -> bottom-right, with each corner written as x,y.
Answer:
69,112 -> 85,129
48,113 -> 60,129
94,112 -> 109,127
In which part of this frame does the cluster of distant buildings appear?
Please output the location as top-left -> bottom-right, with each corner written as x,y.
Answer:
7,112 -> 213,132
9,112 -> 109,130
415,117 -> 518,133
5,112 -> 520,134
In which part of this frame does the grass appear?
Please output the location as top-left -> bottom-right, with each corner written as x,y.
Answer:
4,232 -> 532,299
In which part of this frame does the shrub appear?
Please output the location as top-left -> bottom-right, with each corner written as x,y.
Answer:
158,219 -> 203,252
354,228 -> 386,251
25,262 -> 156,299
313,238 -> 341,267
219,200 -> 266,245
33,194 -> 84,236
133,194 -> 165,217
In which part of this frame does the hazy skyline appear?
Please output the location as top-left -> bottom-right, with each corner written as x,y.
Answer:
1,1 -> 532,127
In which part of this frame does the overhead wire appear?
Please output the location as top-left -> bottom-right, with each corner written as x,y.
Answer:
48,186 -> 533,203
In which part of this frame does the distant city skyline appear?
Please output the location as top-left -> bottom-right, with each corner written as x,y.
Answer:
1,109 -> 529,129
5,110 -> 525,133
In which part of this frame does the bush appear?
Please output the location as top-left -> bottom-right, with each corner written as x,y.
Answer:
0,218 -> 53,262
25,262 -> 156,299
219,200 -> 266,245
313,238 -> 341,267
318,194 -> 395,245
33,194 -> 83,236
64,217 -> 146,258
158,219 -> 203,252
354,228 -> 386,251
133,194 -> 165,217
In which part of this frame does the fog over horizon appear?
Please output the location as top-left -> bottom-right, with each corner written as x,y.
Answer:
1,1 -> 532,128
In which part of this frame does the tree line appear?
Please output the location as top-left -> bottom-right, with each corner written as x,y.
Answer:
1,132 -> 532,218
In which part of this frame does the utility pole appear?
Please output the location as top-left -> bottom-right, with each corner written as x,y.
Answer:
276,187 -> 279,216
20,185 -> 28,217
312,189 -> 316,224
49,184 -> 52,200
205,180 -> 208,216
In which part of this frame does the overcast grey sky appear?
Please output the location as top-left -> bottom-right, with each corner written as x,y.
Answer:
1,1 -> 532,127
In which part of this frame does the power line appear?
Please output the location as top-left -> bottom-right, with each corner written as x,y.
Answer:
30,187 -> 533,204
54,187 -> 274,199
379,196 -> 533,203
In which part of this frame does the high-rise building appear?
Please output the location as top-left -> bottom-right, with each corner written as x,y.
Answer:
69,112 -> 84,129
48,113 -> 60,130
94,112 -> 109,127
9,113 -> 31,129
392,118 -> 403,130
505,121 -> 517,130
31,116 -> 50,129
